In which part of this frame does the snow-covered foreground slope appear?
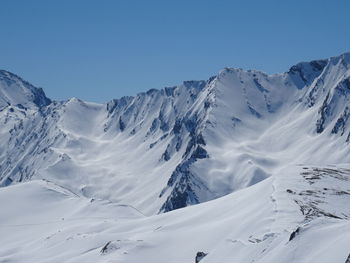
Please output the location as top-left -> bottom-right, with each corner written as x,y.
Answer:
1,165 -> 350,263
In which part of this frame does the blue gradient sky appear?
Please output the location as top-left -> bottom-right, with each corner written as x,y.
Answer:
0,0 -> 349,102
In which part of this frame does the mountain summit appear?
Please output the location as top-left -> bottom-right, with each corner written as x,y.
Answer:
0,70 -> 51,109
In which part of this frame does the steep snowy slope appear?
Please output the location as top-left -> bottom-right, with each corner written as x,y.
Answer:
1,165 -> 349,263
0,70 -> 50,109
1,53 -> 350,216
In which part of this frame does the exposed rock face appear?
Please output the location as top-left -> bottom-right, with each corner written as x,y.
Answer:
100,241 -> 120,255
195,251 -> 208,263
289,227 -> 300,241
345,253 -> 350,263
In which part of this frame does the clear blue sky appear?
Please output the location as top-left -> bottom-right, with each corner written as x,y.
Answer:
0,0 -> 349,102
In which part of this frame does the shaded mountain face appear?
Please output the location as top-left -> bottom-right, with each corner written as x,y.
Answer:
1,52 -> 350,215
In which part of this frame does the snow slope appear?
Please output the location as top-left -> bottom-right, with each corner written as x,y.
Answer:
1,165 -> 350,263
0,70 -> 50,109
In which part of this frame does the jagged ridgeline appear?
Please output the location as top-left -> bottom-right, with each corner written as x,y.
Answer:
1,52 -> 350,215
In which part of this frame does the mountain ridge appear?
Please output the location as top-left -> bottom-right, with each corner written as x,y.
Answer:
1,52 -> 350,215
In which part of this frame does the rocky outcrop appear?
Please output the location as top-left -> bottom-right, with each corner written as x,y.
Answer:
195,251 -> 208,263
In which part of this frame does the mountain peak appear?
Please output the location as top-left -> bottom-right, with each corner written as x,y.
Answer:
286,52 -> 350,86
0,70 -> 51,109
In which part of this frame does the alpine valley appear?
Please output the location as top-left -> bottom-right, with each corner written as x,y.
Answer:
1,52 -> 350,263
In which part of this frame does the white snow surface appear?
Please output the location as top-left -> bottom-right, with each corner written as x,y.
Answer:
1,52 -> 350,262
1,165 -> 350,262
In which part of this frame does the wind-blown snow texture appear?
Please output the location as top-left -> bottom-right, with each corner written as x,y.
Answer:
1,53 -> 350,262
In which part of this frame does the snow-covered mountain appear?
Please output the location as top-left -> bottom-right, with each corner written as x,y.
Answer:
1,53 -> 350,262
2,53 -> 350,214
